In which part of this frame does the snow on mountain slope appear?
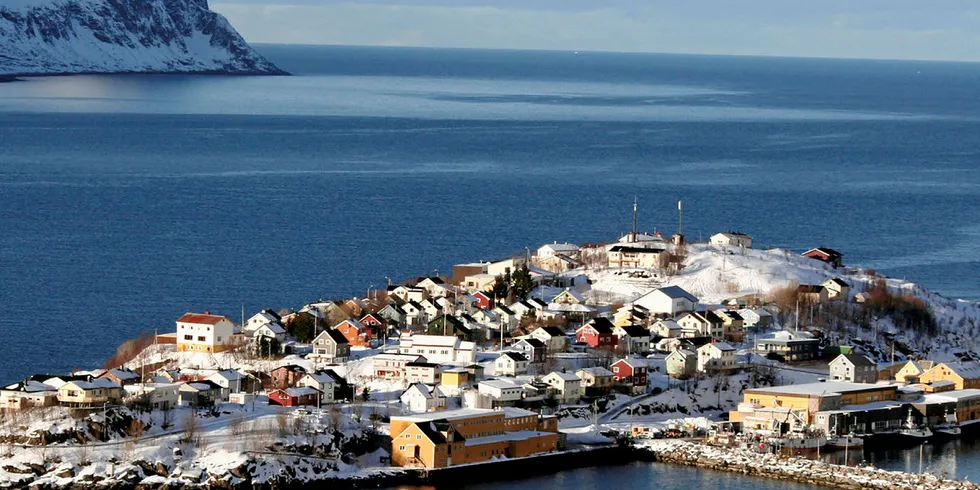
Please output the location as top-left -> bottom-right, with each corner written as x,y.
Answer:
0,0 -> 285,75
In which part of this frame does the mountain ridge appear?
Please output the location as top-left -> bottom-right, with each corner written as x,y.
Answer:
0,0 -> 287,76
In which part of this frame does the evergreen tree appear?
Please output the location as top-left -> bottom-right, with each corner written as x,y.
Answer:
510,264 -> 535,300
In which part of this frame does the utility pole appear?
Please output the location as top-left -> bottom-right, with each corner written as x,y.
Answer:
677,200 -> 683,236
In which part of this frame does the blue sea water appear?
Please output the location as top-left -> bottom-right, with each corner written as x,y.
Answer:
2,45 -> 980,383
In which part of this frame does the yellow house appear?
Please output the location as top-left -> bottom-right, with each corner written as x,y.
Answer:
390,407 -> 558,468
440,369 -> 471,389
57,379 -> 123,407
893,360 -> 935,384
731,382 -> 898,428
919,363 -> 980,390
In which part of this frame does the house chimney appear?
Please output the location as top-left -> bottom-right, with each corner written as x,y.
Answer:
205,311 -> 210,315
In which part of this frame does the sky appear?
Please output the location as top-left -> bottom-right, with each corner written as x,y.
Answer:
211,0 -> 980,62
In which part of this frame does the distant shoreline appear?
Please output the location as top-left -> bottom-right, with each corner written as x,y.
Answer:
0,69 -> 290,79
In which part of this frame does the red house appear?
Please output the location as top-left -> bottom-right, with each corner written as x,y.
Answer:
334,319 -> 373,347
269,365 -> 307,390
359,313 -> 386,329
610,358 -> 650,394
473,291 -> 494,310
575,318 -> 617,349
268,387 -> 320,407
802,247 -> 843,268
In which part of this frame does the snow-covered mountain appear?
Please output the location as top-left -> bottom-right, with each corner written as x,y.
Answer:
0,0 -> 285,76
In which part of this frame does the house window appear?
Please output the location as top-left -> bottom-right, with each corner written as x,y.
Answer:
184,335 -> 193,341
198,336 -> 206,342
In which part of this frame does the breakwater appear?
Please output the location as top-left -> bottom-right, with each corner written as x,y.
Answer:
637,439 -> 977,490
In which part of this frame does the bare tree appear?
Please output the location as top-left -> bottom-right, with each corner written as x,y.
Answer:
182,410 -> 198,444
276,412 -> 290,438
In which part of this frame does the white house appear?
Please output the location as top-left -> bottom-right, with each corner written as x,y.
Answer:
405,362 -> 442,384
123,383 -> 180,410
829,354 -> 877,384
398,334 -> 476,364
477,378 -> 526,405
607,245 -> 666,269
823,277 -> 851,301
494,352 -> 530,376
296,371 -> 339,403
677,311 -> 724,339
373,353 -> 428,379
650,319 -> 682,338
529,326 -> 567,352
176,312 -> 238,353
697,342 -> 737,373
205,370 -> 248,400
0,381 -> 58,410
417,277 -> 453,298
390,285 -> 428,303
250,322 -> 286,343
736,308 -> 772,328
632,286 -> 698,317
537,242 -> 580,259
400,383 -> 446,413
612,325 -> 652,354
710,232 -> 753,249
244,310 -> 282,332
541,371 -> 581,404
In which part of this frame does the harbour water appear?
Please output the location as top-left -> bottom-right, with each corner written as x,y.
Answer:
3,44 -> 980,484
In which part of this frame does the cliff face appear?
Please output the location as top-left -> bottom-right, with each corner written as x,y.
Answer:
0,0 -> 286,75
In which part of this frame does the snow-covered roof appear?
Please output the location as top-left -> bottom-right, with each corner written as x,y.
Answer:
402,382 -> 444,400
2,380 -> 55,393
500,406 -> 538,418
745,382 -> 891,397
65,378 -> 121,391
538,242 -> 580,254
392,407 -> 497,423
545,371 -> 580,382
283,387 -> 320,397
577,367 -> 614,377
547,303 -> 596,313
405,335 -> 460,348
655,285 -> 698,302
106,369 -> 140,381
480,378 -> 525,389
208,370 -> 245,382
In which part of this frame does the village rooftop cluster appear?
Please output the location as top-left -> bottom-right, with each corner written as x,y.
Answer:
2,227 -> 975,469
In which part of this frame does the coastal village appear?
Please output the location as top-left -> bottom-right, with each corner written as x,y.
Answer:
3,218 -> 980,489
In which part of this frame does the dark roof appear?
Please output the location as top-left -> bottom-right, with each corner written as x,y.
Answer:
837,354 -> 876,367
501,352 -> 528,362
406,361 -> 441,368
541,326 -> 566,337
497,305 -> 514,315
657,286 -> 698,302
325,329 -> 349,344
720,310 -> 743,321
620,325 -> 651,338
609,245 -> 665,254
797,285 -> 825,293
519,338 -> 546,348
586,317 -> 615,334
804,247 -> 843,257
28,374 -> 89,383
680,336 -> 713,348
260,308 -> 282,320
416,421 -> 448,444
829,277 -> 850,287
313,369 -> 346,384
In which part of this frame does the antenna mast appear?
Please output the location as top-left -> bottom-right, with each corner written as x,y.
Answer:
632,196 -> 638,242
678,200 -> 683,235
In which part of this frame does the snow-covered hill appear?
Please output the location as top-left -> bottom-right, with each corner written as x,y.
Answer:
0,0 -> 284,76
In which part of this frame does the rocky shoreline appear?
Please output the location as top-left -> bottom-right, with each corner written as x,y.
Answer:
0,445 -> 631,490
636,439 -> 977,490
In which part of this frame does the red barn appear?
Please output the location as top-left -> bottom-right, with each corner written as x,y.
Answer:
610,358 -> 650,394
575,318 -> 617,349
268,387 -> 320,407
473,291 -> 494,310
802,247 -> 843,268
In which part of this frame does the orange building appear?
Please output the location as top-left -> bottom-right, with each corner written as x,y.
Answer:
390,407 -> 558,468
333,319 -> 373,347
918,363 -> 980,390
